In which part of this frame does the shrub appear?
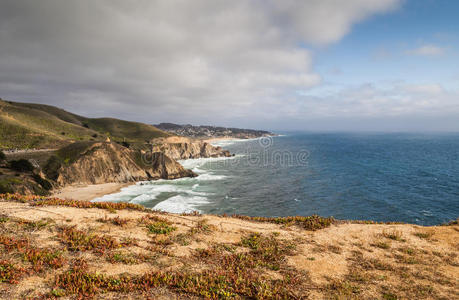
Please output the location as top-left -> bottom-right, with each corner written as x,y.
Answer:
0,260 -> 26,284
382,229 -> 404,241
43,155 -> 62,180
0,235 -> 65,272
413,232 -> 433,239
147,222 -> 176,235
58,226 -> 120,255
0,182 -> 14,194
9,159 -> 34,172
0,194 -> 147,212
97,216 -> 130,226
0,150 -> 6,161
32,174 -> 53,190
231,214 -> 335,231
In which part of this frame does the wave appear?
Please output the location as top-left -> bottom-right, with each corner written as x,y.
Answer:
93,153 -> 235,213
153,195 -> 209,213
178,154 -> 243,170
196,173 -> 227,181
210,137 -> 262,147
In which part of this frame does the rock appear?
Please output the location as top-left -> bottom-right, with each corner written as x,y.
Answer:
140,152 -> 196,180
52,142 -> 195,186
152,141 -> 231,160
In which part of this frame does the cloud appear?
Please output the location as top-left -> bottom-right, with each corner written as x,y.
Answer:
406,44 -> 446,56
0,0 -> 401,127
283,82 -> 459,120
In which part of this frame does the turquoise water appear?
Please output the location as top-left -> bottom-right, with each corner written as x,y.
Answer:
94,133 -> 459,225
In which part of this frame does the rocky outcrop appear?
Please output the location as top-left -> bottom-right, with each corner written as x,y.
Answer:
141,152 -> 196,179
46,142 -> 195,186
151,141 -> 231,160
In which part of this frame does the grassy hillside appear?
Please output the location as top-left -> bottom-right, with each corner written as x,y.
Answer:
84,118 -> 170,143
0,99 -> 170,149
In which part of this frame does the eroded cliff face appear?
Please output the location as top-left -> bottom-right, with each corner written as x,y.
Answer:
51,142 -> 195,186
151,140 -> 231,160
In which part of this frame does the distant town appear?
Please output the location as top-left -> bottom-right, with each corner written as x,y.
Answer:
154,123 -> 275,139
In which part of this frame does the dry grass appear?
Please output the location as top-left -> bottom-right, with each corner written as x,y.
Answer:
382,229 -> 405,241
0,194 -> 457,299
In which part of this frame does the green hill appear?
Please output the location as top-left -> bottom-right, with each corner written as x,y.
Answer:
0,99 -> 170,149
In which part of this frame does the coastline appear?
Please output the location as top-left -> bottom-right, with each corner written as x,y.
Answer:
203,136 -> 246,144
52,182 -> 132,202
49,140 -> 239,204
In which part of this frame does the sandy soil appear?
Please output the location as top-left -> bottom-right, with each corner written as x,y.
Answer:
0,196 -> 457,299
52,182 -> 131,201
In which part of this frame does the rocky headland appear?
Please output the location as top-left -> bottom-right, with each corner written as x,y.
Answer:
1,137 -> 232,196
151,136 -> 231,160
45,142 -> 196,187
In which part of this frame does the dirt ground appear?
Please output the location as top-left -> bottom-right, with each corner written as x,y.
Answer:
0,197 -> 457,299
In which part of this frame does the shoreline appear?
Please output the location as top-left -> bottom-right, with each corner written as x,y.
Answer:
52,182 -> 132,202
202,136 -> 246,144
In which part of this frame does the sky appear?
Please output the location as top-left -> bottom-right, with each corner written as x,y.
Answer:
0,0 -> 458,132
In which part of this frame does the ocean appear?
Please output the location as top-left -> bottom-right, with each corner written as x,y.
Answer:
93,132 -> 459,225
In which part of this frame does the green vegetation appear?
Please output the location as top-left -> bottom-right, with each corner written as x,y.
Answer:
0,260 -> 26,284
97,216 -> 131,226
0,99 -> 170,149
413,232 -> 433,239
50,233 -> 302,299
0,150 -> 5,161
0,235 -> 65,272
55,141 -> 96,163
106,251 -> 138,264
0,193 -> 148,212
0,194 -> 456,299
32,173 -> 52,191
231,214 -> 335,230
9,159 -> 34,172
141,216 -> 177,235
58,226 -> 120,255
42,155 -> 61,180
382,229 -> 405,241
0,178 -> 22,194
84,117 -> 169,143
147,222 -> 177,234
373,241 -> 391,249
0,181 -> 14,194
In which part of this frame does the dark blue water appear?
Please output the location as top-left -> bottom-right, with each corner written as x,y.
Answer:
96,133 -> 459,225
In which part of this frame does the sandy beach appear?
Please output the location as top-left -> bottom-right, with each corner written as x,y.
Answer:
52,182 -> 132,201
203,136 -> 246,144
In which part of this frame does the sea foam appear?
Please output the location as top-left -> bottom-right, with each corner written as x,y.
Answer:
153,195 -> 209,213
92,154 -> 233,213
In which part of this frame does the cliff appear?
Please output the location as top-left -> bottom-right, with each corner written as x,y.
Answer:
151,137 -> 231,160
44,142 -> 195,186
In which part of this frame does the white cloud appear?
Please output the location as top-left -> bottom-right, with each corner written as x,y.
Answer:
0,0 -> 401,126
401,84 -> 444,95
283,82 -> 459,121
406,45 -> 446,56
